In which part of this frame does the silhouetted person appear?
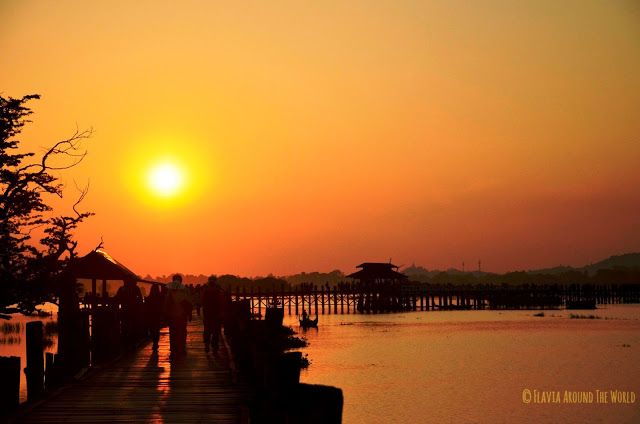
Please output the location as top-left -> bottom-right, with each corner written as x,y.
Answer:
145,284 -> 164,351
165,274 -> 191,358
193,284 -> 202,317
301,309 -> 308,321
186,284 -> 195,321
160,284 -> 168,326
201,275 -> 224,353
116,278 -> 143,350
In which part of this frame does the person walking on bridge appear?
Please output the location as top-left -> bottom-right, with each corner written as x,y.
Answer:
116,278 -> 143,350
145,283 -> 164,351
165,274 -> 192,358
201,275 -> 225,353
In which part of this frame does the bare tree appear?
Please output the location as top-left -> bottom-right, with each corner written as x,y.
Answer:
0,94 -> 93,316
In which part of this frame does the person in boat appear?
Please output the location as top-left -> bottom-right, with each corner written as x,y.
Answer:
301,309 -> 308,321
201,275 -> 224,353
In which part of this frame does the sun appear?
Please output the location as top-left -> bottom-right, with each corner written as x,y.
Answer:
147,162 -> 184,197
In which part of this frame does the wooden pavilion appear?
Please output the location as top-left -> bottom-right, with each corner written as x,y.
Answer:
67,249 -> 160,301
346,262 -> 408,285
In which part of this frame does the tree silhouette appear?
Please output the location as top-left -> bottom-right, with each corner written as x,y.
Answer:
0,94 -> 92,317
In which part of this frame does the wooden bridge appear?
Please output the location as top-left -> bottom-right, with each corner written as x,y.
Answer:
227,283 -> 640,316
13,318 -> 249,423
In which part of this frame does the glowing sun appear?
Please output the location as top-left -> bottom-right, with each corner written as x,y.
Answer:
147,162 -> 184,197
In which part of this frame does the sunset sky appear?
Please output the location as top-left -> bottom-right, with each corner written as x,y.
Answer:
1,1 -> 639,276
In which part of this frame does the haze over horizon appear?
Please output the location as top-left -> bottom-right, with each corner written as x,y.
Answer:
2,1 -> 639,277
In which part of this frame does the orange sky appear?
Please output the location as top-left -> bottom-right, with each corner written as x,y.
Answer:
1,1 -> 639,276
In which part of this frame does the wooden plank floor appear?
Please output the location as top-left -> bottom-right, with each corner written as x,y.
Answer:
19,318 -> 248,423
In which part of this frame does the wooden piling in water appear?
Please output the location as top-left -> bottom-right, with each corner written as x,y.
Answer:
249,286 -> 254,315
0,356 -> 20,413
257,287 -> 262,317
45,352 -> 55,390
280,284 -> 291,315
26,321 -> 44,401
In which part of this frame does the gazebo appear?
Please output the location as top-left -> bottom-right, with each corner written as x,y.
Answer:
347,262 -> 408,285
67,249 -> 160,300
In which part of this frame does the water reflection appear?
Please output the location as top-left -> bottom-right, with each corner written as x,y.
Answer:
145,350 -> 169,423
288,305 -> 640,424
0,314 -> 58,404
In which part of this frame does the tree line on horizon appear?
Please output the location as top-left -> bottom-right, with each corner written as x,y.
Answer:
147,262 -> 640,290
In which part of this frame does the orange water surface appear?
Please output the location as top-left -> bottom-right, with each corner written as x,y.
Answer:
286,305 -> 640,424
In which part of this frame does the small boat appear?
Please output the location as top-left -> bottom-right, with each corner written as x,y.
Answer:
299,315 -> 318,329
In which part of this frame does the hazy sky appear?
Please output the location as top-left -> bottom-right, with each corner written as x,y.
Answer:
1,0 -> 639,276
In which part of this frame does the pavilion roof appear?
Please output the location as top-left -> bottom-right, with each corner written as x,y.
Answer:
347,262 -> 407,280
68,249 -> 142,282
356,262 -> 400,270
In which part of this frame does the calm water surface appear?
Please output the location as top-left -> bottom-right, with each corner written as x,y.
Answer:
0,313 -> 57,404
286,305 -> 640,424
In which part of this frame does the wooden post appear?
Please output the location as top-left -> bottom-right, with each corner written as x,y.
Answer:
321,286 -> 325,315
26,321 -> 45,401
295,289 -> 299,316
79,312 -> 91,368
45,352 -> 55,390
91,278 -> 97,310
314,285 -> 319,316
102,279 -> 108,304
280,284 -> 286,314
333,286 -> 338,314
257,287 -> 262,318
0,356 -> 20,412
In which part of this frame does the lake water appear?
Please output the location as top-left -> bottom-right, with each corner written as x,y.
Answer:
0,311 -> 58,404
3,305 -> 639,422
285,305 -> 640,424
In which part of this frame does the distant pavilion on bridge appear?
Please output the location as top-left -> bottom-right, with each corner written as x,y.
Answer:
347,262 -> 408,286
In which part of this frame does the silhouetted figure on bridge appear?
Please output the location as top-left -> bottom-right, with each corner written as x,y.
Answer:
116,278 -> 143,350
165,274 -> 192,358
145,283 -> 164,351
202,275 -> 224,353
193,283 -> 203,317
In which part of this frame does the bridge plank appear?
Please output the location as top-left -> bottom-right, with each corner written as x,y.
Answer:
20,319 -> 248,424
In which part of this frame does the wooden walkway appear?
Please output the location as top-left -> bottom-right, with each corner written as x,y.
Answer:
18,319 -> 249,423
